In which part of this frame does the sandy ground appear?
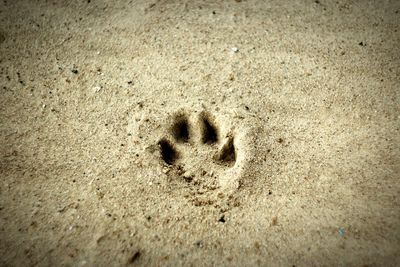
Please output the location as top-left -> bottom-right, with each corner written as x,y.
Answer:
0,0 -> 399,266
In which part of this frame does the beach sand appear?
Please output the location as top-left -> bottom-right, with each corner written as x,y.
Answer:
0,0 -> 399,266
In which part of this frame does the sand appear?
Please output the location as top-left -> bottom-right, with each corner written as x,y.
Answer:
0,0 -> 399,266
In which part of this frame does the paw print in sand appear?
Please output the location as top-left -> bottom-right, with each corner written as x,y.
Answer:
157,110 -> 240,203
159,111 -> 236,167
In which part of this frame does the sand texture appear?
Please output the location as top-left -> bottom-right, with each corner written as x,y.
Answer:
0,0 -> 399,266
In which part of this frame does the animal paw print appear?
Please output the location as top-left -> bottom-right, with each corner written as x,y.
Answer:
158,112 -> 236,167
157,110 -> 238,199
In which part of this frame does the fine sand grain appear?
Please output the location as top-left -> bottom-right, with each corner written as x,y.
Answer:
0,0 -> 399,266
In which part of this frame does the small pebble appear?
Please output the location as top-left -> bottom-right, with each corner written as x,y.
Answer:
231,47 -> 239,53
94,85 -> 102,92
194,240 -> 203,247
183,171 -> 194,182
339,227 -> 345,236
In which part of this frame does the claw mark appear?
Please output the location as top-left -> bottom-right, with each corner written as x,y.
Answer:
171,114 -> 190,143
217,136 -> 236,166
158,139 -> 179,165
200,112 -> 219,144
